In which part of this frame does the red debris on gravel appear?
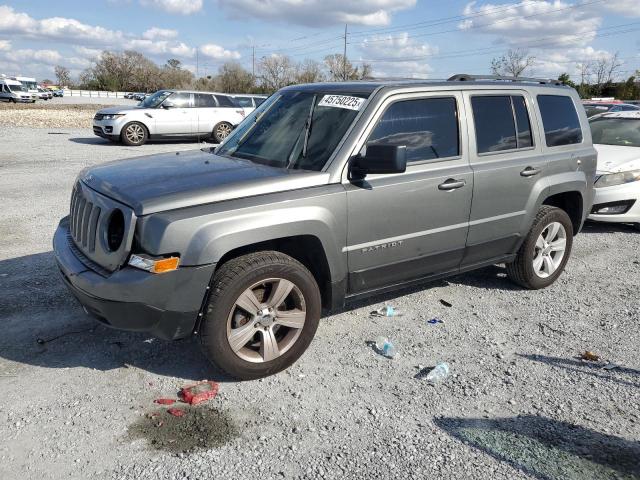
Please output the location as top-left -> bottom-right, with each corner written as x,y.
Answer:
180,381 -> 220,405
154,398 -> 176,405
167,408 -> 186,417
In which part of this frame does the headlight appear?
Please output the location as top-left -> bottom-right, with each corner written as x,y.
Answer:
595,170 -> 640,188
129,254 -> 180,274
102,114 -> 126,120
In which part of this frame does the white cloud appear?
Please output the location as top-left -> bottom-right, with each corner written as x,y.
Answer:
217,0 -> 416,27
600,0 -> 640,17
73,46 -> 103,58
200,43 -> 242,60
0,40 -> 11,51
459,1 -> 602,49
0,5 -> 37,33
359,32 -> 437,78
139,0 -> 203,14
142,27 -> 179,40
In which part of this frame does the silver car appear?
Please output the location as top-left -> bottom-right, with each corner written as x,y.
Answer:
93,90 -> 246,146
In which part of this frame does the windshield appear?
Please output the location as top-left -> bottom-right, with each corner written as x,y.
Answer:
216,90 -> 368,171
590,117 -> 640,147
9,84 -> 27,93
139,90 -> 172,108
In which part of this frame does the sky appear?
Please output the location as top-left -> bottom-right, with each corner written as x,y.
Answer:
0,0 -> 638,83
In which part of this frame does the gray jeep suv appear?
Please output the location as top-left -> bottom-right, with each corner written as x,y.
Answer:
54,75 -> 597,379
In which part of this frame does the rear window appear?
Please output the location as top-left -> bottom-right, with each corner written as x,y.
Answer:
537,95 -> 583,146
471,95 -> 533,153
215,95 -> 236,107
366,97 -> 460,163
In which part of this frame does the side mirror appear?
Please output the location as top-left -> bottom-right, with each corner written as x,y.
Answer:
162,101 -> 174,109
350,144 -> 407,178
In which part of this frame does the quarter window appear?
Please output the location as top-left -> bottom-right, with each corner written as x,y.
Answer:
215,95 -> 236,107
537,95 -> 583,146
366,97 -> 460,163
234,97 -> 254,108
472,95 -> 533,153
195,93 -> 216,108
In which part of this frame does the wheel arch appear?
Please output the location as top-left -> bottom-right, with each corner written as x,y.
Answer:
542,190 -> 584,235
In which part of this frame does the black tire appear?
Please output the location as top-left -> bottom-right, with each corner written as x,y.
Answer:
9,98 -> 16,104
212,121 -> 233,143
506,206 -> 574,289
120,121 -> 148,146
199,251 -> 321,380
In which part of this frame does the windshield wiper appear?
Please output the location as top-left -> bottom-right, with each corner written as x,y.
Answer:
301,95 -> 317,159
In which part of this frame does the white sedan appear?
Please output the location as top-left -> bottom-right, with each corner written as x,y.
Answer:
588,111 -> 640,229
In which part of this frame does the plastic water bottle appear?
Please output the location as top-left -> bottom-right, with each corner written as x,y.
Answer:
375,336 -> 398,359
376,305 -> 402,317
425,362 -> 450,383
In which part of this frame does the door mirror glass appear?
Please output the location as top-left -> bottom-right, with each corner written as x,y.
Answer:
351,144 -> 407,177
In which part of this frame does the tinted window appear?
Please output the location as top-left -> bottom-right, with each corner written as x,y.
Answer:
513,96 -> 533,148
254,97 -> 266,106
167,92 -> 190,108
538,95 -> 583,146
234,96 -> 253,108
472,96 -> 517,153
195,93 -> 216,108
367,97 -> 459,162
215,95 -> 235,107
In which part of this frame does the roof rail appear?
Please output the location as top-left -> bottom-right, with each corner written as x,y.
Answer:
448,74 -> 563,86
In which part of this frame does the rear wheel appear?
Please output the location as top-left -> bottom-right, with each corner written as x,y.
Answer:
506,206 -> 573,289
212,122 -> 233,143
199,251 -> 321,380
120,122 -> 148,146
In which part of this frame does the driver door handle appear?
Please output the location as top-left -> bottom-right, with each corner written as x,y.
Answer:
520,166 -> 541,177
438,178 -> 466,191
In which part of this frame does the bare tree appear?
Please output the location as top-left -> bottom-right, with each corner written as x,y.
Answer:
215,62 -> 255,93
160,58 -> 194,89
258,54 -> 295,91
490,49 -> 536,77
54,65 -> 71,87
593,52 -> 623,89
295,59 -> 325,84
324,54 -> 371,81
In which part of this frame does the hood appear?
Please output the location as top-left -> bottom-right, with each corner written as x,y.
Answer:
97,105 -> 141,115
80,149 -> 330,215
594,144 -> 640,173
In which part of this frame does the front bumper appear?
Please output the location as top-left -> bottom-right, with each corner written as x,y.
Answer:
93,117 -> 128,138
588,181 -> 640,224
53,217 -> 215,340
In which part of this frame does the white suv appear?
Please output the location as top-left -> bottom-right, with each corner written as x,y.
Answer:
93,90 -> 246,146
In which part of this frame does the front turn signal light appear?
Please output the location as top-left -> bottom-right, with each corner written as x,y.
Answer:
129,254 -> 180,274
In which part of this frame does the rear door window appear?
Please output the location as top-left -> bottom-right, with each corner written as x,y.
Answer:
471,95 -> 533,153
537,95 -> 583,146
366,97 -> 460,163
195,93 -> 216,108
214,95 -> 236,107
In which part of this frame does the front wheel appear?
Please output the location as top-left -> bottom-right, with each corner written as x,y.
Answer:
506,206 -> 574,289
120,122 -> 148,146
212,122 -> 233,143
199,251 -> 321,380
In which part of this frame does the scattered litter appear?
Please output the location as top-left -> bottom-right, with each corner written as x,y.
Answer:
167,408 -> 186,417
439,299 -> 453,308
374,336 -> 399,359
155,421 -> 164,428
580,351 -> 600,361
154,398 -> 176,405
47,132 -> 68,135
298,374 -> 306,378
424,362 -> 450,383
370,305 -> 402,317
602,363 -> 619,371
538,322 -> 565,336
180,381 -> 220,405
427,318 -> 444,325
36,327 -> 94,345
143,338 -> 155,344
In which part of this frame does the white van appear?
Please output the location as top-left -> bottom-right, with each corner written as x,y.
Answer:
0,79 -> 37,103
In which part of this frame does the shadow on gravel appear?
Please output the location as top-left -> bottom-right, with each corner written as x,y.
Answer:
436,415 -> 640,480
581,221 -> 639,235
0,251 -> 236,382
68,137 -> 217,146
519,353 -> 640,389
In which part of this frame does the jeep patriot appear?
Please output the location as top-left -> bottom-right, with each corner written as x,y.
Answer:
54,75 -> 597,379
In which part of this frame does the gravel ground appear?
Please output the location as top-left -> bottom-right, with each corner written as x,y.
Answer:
0,98 -> 137,128
0,125 -> 639,480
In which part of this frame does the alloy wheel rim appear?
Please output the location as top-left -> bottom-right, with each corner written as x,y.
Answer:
533,221 -> 567,278
126,124 -> 144,143
216,123 -> 231,139
226,278 -> 306,363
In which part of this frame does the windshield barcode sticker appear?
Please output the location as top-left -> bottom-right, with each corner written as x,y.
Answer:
318,95 -> 365,111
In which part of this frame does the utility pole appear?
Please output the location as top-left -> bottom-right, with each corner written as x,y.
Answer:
343,24 -> 348,81
196,48 -> 199,79
252,45 -> 255,78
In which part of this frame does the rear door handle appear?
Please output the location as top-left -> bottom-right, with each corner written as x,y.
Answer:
438,178 -> 466,191
520,167 -> 541,177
